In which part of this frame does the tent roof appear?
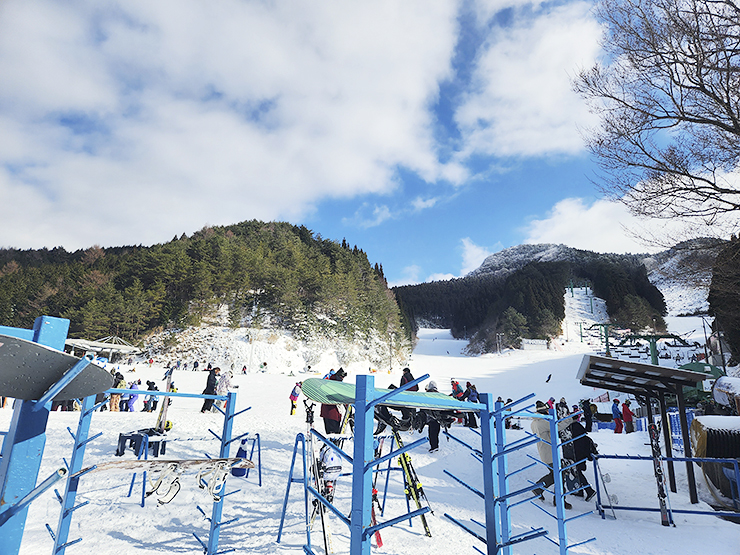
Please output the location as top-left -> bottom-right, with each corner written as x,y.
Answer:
65,338 -> 140,355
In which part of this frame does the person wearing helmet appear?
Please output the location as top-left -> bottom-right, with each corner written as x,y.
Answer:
424,381 -> 441,452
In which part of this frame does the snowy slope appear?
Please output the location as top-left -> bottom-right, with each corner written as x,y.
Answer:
3,294 -> 737,555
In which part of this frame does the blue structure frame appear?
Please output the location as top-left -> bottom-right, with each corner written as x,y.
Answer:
0,316 -> 77,555
278,375 -> 591,555
47,388 -> 247,555
593,454 -> 740,521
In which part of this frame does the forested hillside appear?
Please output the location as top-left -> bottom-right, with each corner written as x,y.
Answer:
394,256 -> 666,353
0,221 -> 406,347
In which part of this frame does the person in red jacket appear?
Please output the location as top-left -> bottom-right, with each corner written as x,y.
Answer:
320,368 -> 346,434
622,400 -> 635,434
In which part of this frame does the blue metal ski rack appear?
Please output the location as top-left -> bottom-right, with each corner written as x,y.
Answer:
46,386 -> 249,555
277,373 -> 486,555
527,406 -> 596,554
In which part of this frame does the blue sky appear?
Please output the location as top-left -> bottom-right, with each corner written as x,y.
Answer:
0,0 -> 679,286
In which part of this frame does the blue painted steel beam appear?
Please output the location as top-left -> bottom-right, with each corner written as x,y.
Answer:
205,391 -> 237,555
349,375 -> 374,555
53,395 -> 96,555
478,393 -> 499,554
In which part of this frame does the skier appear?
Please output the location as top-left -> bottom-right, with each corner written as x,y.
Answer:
289,382 -> 303,415
580,399 -> 593,432
110,372 -> 125,413
611,398 -> 623,433
143,380 -> 158,412
622,400 -> 635,434
450,379 -> 464,399
201,367 -> 220,413
127,380 -> 141,412
461,382 -> 479,428
566,419 -> 597,501
400,367 -> 419,391
215,370 -> 232,410
320,369 -> 346,434
422,381 -> 442,452
319,441 -> 343,501
531,401 -> 573,509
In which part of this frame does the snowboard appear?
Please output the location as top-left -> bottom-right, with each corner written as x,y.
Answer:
0,334 -> 113,401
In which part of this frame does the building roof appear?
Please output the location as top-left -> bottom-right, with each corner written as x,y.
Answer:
577,354 -> 709,398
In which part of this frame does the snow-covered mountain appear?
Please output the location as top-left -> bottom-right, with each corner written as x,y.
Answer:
468,240 -> 724,317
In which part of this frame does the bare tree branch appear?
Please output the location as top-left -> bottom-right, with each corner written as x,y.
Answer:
574,0 -> 740,223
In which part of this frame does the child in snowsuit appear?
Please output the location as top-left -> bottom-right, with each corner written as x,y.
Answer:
290,382 -> 302,415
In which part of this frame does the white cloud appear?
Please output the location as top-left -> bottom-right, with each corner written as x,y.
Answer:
523,198 -> 686,253
460,237 -> 497,274
426,272 -> 457,282
411,196 -> 440,212
0,0 -> 462,249
387,265 -> 423,288
455,1 -> 601,158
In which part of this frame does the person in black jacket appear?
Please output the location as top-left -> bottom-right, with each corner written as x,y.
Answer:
399,367 -> 418,390
201,367 -> 220,413
566,420 -> 597,501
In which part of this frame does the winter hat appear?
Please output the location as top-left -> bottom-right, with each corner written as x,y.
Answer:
613,399 -> 619,403
403,367 -> 411,373
466,382 -> 472,387
425,380 -> 438,392
559,397 -> 566,404
535,401 -> 549,414
624,400 -> 631,405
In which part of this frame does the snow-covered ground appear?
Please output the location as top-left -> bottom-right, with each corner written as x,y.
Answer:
3,288 -> 737,554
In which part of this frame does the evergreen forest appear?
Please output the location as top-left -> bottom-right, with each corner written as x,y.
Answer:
0,221 -> 406,346
394,259 -> 666,352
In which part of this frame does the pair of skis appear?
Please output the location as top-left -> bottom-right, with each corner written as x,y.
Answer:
391,429 -> 432,537
648,422 -> 673,526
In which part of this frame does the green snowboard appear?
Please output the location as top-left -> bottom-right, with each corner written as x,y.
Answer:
300,378 -> 479,411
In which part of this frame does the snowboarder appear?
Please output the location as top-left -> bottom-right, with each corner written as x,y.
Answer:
612,399 -> 623,433
320,369 -> 346,434
290,382 -> 303,415
622,400 -> 635,434
201,367 -> 220,413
